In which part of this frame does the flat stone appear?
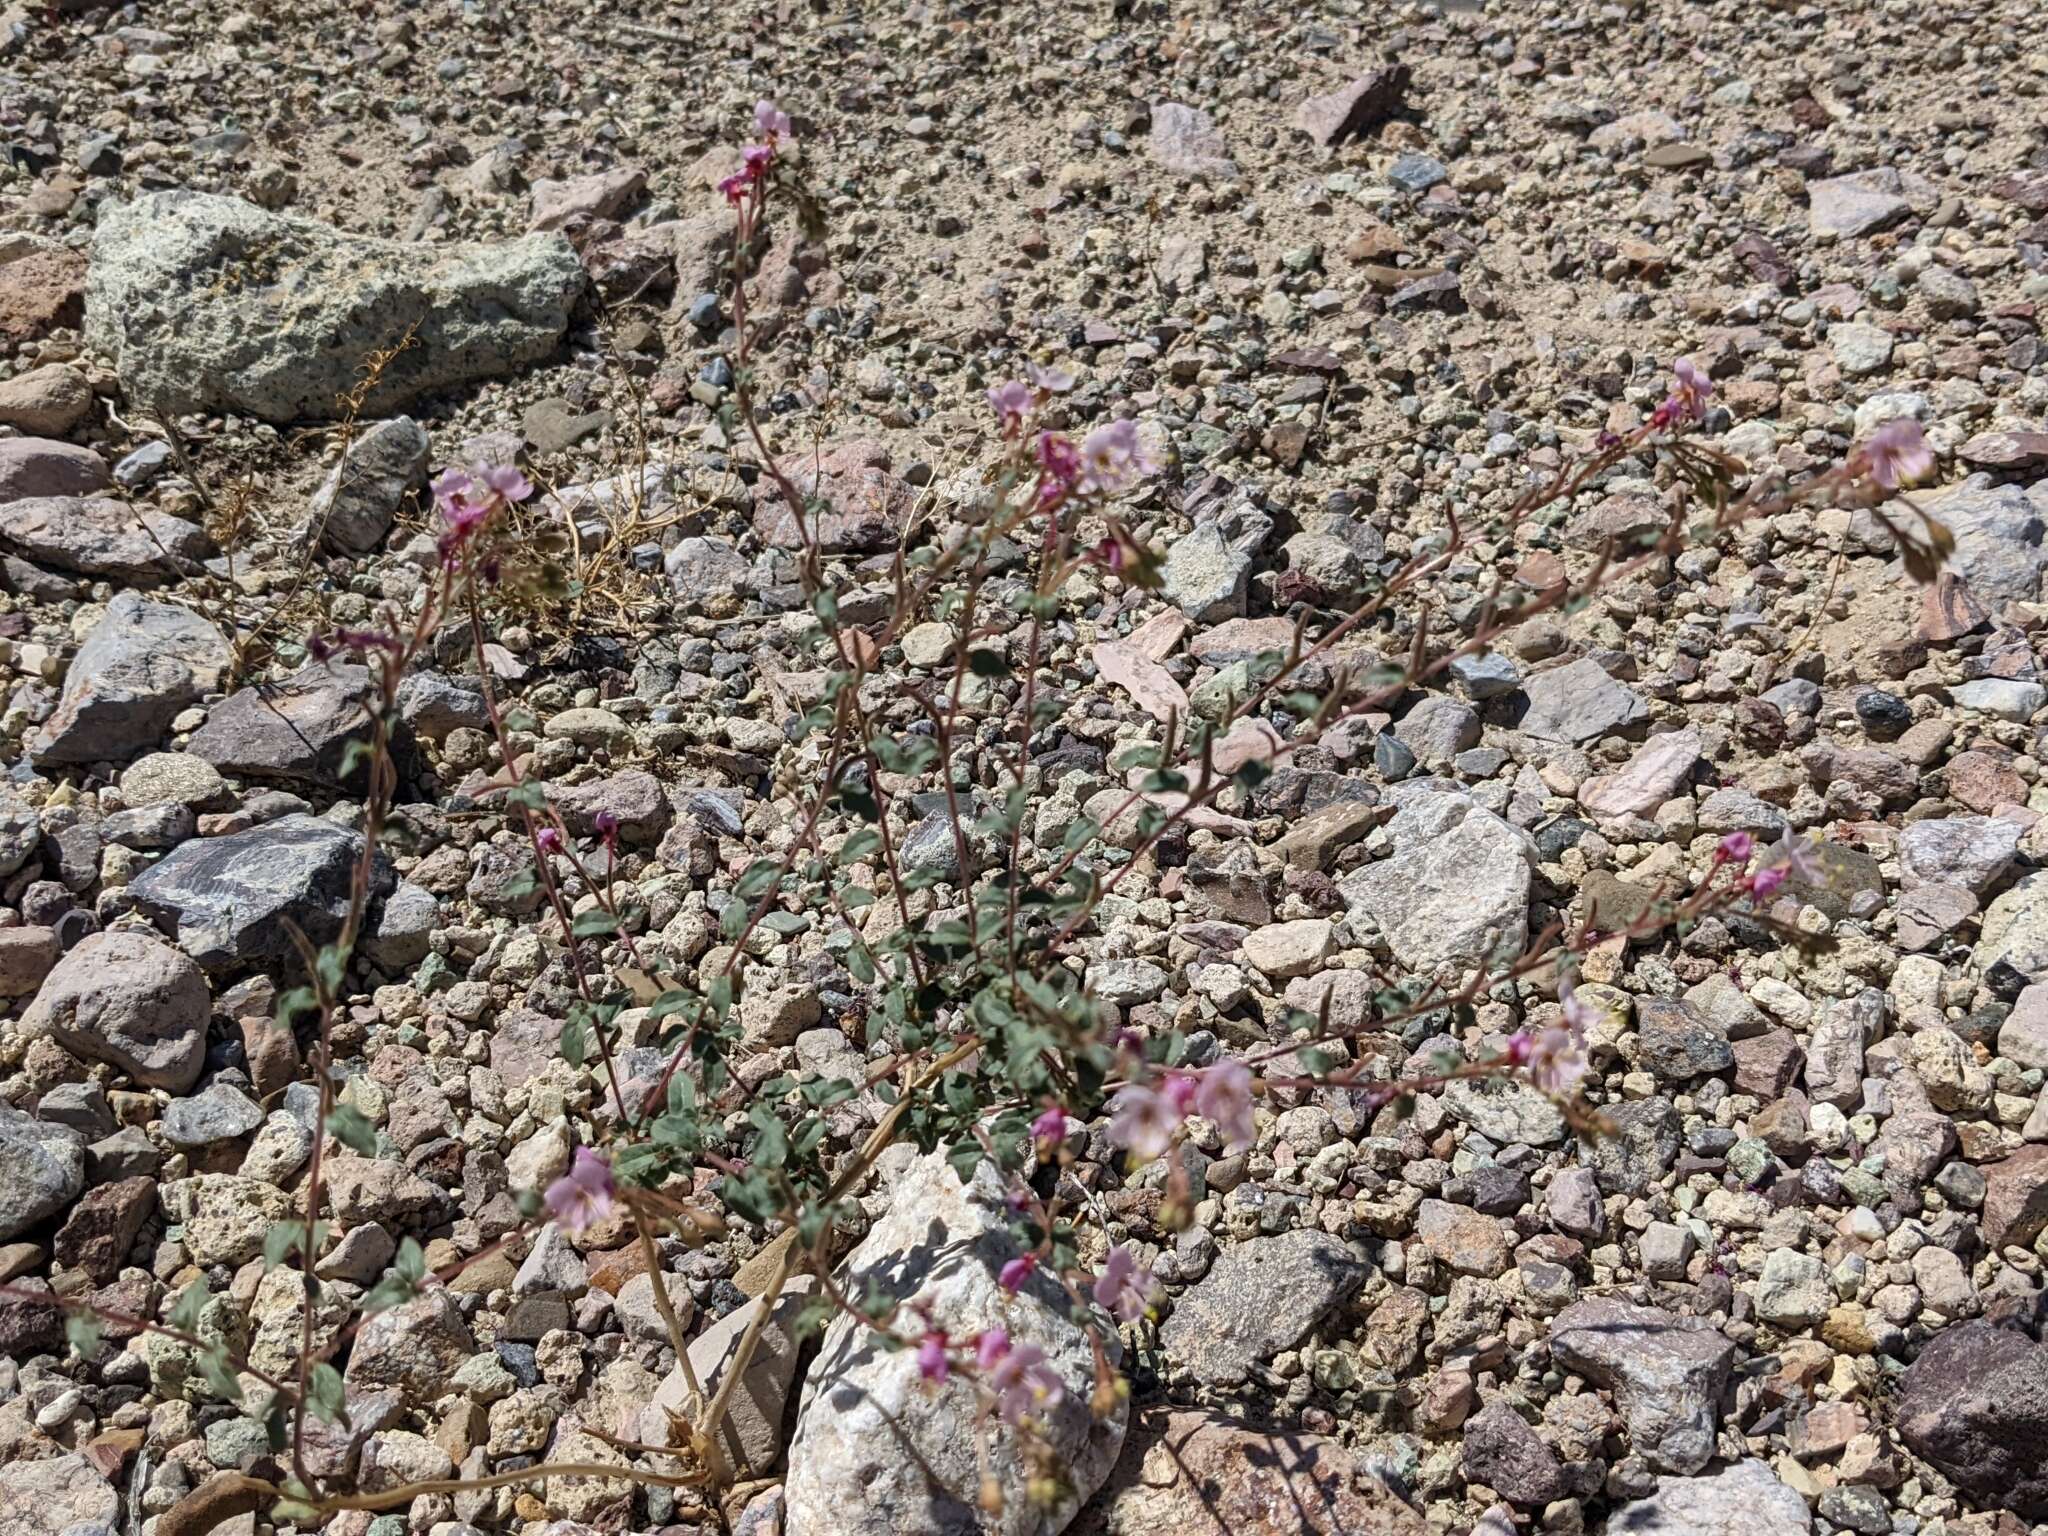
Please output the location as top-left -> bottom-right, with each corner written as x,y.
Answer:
1159,1229 -> 1370,1387
1517,657 -> 1648,745
1897,1321 -> 2048,1520
127,813 -> 395,968
1149,102 -> 1238,179
785,1152 -> 1124,1535
0,437 -> 109,502
0,495 -> 209,582
1607,1459 -> 1811,1536
1072,1409 -> 1426,1536
1293,67 -> 1411,147
1341,783 -> 1534,975
1808,171 -> 1912,239
0,1104 -> 85,1242
313,416 -> 428,554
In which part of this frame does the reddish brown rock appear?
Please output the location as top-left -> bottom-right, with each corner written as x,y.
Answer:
53,1176 -> 155,1282
0,245 -> 87,342
0,927 -> 61,999
1983,1145 -> 2048,1252
238,1015 -> 302,1102
749,439 -> 909,555
1948,749 -> 2027,814
1072,1409 -> 1426,1536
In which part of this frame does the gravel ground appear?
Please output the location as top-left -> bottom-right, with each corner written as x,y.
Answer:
3,1 -> 2048,1535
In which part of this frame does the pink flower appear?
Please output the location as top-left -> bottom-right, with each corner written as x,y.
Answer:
1031,1104 -> 1068,1148
754,100 -> 793,142
1027,362 -> 1076,394
1092,1244 -> 1159,1325
1715,831 -> 1754,864
477,464 -> 534,503
1749,865 -> 1788,899
1526,1023 -> 1589,1096
1036,431 -> 1083,505
742,142 -> 774,175
1107,1082 -> 1184,1161
535,826 -> 564,854
1772,826 -> 1822,884
986,1337 -> 1063,1427
544,1147 -> 615,1234
594,809 -> 621,843
1077,419 -> 1154,496
988,379 -> 1034,434
1194,1058 -> 1254,1152
1666,357 -> 1713,424
998,1254 -> 1037,1293
976,1327 -> 1011,1371
1557,978 -> 1602,1037
916,1330 -> 949,1384
432,468 -> 475,508
1859,418 -> 1931,491
718,171 -> 752,205
1521,982 -> 1592,1096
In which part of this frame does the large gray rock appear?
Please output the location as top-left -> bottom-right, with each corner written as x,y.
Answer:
1916,477 -> 2048,610
20,928 -> 211,1091
186,663 -> 399,789
31,592 -> 233,766
1159,1229 -> 1371,1388
86,190 -> 585,423
0,1103 -> 85,1241
1607,1459 -> 1811,1536
0,1451 -> 120,1536
784,1151 -> 1126,1536
1548,1298 -> 1734,1473
1341,783 -> 1534,974
1982,872 -> 2048,981
0,495 -> 209,581
313,416 -> 429,553
1896,1320 -> 2048,1520
126,813 -> 394,968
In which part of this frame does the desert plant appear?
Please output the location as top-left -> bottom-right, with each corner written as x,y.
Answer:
5,98 -> 1952,1532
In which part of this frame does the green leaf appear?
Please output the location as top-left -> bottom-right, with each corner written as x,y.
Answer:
198,1346 -> 243,1404
306,1363 -> 347,1425
572,908 -> 620,938
168,1281 -> 210,1332
735,859 -> 784,899
561,1012 -> 589,1067
1060,817 -> 1101,853
325,1105 -> 377,1156
504,781 -> 548,811
837,829 -> 881,866
650,989 -> 697,1024
395,1237 -> 426,1283
945,1140 -> 984,1183
275,987 -> 318,1029
64,1312 -> 101,1357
